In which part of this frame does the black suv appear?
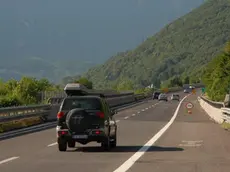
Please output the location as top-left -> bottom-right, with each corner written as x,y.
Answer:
56,83 -> 117,152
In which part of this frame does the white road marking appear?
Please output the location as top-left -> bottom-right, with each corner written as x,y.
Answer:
113,95 -> 189,172
48,142 -> 57,147
132,114 -> 136,116
145,108 -> 148,110
137,111 -> 140,114
0,157 -> 19,165
179,140 -> 203,147
116,120 -> 120,123
124,116 -> 129,119
141,109 -> 145,111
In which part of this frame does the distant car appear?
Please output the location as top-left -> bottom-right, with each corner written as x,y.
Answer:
171,94 -> 180,101
158,93 -> 168,101
152,92 -> 161,100
184,88 -> 191,93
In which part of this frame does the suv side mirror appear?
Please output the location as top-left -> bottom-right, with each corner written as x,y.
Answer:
111,109 -> 117,116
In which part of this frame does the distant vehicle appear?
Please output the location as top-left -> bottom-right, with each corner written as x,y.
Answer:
184,88 -> 192,93
152,91 -> 161,99
189,85 -> 195,89
158,93 -> 168,101
56,83 -> 117,152
171,94 -> 180,101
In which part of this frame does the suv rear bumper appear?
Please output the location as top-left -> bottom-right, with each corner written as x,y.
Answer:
57,127 -> 107,144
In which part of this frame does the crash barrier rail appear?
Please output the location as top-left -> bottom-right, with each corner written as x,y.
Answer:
0,84 -> 203,124
199,96 -> 224,109
0,93 -> 148,124
199,95 -> 230,123
221,108 -> 230,123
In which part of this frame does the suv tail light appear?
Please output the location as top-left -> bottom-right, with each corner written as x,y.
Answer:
96,112 -> 104,118
57,111 -> 64,119
58,130 -> 68,136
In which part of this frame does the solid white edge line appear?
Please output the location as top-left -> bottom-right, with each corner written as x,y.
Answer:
0,157 -> 19,165
113,95 -> 188,172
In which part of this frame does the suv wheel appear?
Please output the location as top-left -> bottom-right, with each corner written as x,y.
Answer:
110,133 -> 117,148
68,140 -> 76,148
58,140 -> 67,152
101,136 -> 111,151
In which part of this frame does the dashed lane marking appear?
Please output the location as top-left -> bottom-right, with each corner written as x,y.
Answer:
124,116 -> 129,119
132,114 -> 136,116
48,142 -> 57,147
113,94 -> 189,172
116,120 -> 120,123
137,111 -> 140,114
0,157 -> 19,165
141,109 -> 145,111
145,108 -> 148,110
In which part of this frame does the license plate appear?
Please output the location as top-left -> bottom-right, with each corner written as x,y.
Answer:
72,135 -> 88,139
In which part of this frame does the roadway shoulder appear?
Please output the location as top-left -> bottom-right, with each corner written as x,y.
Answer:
128,94 -> 230,172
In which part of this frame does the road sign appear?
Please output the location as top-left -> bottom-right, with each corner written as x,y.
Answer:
163,88 -> 168,93
185,102 -> 194,109
201,87 -> 206,93
192,88 -> 196,94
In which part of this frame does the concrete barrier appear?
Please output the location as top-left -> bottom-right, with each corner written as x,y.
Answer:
198,97 -> 223,124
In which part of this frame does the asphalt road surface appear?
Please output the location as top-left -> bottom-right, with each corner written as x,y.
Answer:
1,91 -> 230,172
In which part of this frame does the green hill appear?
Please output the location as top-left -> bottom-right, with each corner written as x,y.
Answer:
0,0 -> 205,82
83,0 -> 230,89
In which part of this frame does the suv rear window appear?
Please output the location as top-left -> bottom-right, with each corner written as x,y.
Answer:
61,97 -> 102,111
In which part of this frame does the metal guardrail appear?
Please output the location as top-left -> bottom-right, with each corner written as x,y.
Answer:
0,94 -> 147,124
0,105 -> 51,123
0,84 -> 203,124
199,95 -> 224,108
221,108 -> 230,123
199,95 -> 230,123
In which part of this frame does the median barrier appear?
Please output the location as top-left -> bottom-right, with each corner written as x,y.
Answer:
1,85 -> 199,125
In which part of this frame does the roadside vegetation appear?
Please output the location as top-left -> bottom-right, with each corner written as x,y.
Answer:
0,77 -> 62,108
202,42 -> 230,101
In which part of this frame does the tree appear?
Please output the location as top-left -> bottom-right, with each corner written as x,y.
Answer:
202,42 -> 230,101
224,41 -> 230,55
116,79 -> 134,91
183,76 -> 190,84
36,78 -> 52,91
15,77 -> 39,104
75,77 -> 93,89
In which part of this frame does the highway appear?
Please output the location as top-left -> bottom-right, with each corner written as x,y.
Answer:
1,91 -> 230,171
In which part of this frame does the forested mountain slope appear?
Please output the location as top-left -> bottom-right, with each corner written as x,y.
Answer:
84,0 -> 230,89
0,0 -> 204,82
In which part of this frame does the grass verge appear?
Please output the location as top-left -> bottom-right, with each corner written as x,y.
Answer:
0,117 -> 43,133
221,122 -> 230,130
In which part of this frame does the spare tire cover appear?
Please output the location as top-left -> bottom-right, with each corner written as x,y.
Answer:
66,108 -> 92,133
